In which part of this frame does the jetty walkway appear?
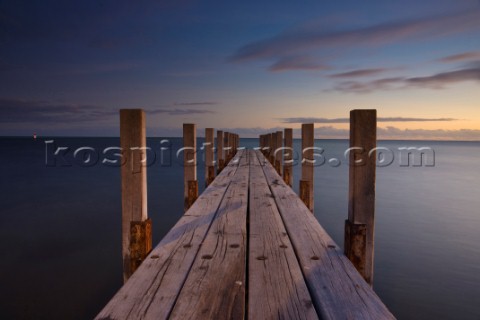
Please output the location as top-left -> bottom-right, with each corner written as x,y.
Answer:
96,146 -> 394,319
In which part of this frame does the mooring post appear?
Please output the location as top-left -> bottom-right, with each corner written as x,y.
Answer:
275,130 -> 283,176
270,132 -> 276,165
184,123 -> 198,212
265,133 -> 272,163
284,128 -> 293,187
205,128 -> 215,187
233,133 -> 237,158
120,109 -> 152,282
217,130 -> 224,173
300,123 -> 314,213
260,134 -> 265,155
224,132 -> 231,164
344,109 -> 377,285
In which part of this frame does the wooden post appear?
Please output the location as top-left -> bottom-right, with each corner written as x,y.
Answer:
224,132 -> 231,164
184,123 -> 198,211
300,123 -> 314,213
345,109 -> 377,285
120,109 -> 151,282
217,130 -> 224,173
275,130 -> 283,176
284,128 -> 293,187
260,134 -> 265,155
205,128 -> 215,186
265,133 -> 272,162
270,132 -> 276,164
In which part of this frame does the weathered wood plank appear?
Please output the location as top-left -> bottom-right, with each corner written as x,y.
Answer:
255,150 -> 395,320
301,123 -> 314,213
169,151 -> 249,320
347,109 -> 377,284
120,109 -> 149,282
217,130 -> 224,173
205,128 -> 215,186
248,150 -> 318,320
95,151 -> 244,320
284,128 -> 293,187
184,123 -> 197,211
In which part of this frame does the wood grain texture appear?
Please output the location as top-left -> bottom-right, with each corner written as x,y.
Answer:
275,130 -> 283,176
120,109 -> 148,281
205,128 -> 215,186
284,128 -> 293,187
301,123 -> 314,213
347,109 -> 377,284
183,124 -> 197,211
256,150 -> 394,320
217,130 -> 224,173
248,151 -> 318,320
169,151 -> 249,320
96,151 -> 244,320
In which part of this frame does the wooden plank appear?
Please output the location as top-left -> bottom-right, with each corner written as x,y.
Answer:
284,128 -> 293,187
120,109 -> 149,282
346,109 -> 377,284
169,151 -> 249,319
205,128 -> 215,186
301,123 -> 314,213
95,151 -> 244,320
256,150 -> 395,320
184,124 -> 197,211
248,150 -> 318,320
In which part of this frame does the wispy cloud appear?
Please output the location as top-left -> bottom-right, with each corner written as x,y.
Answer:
215,125 -> 480,141
268,56 -> 330,72
279,117 -> 459,124
147,108 -> 215,115
0,98 -> 116,124
333,66 -> 480,92
438,51 -> 480,63
329,68 -> 391,78
173,102 -> 218,106
230,10 -> 480,71
0,98 -> 216,125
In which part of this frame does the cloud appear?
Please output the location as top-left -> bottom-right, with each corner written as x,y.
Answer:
329,68 -> 390,78
0,98 -> 216,126
230,10 -> 480,71
173,102 -> 218,106
438,51 -> 480,63
216,126 -> 480,141
268,56 -> 330,72
333,66 -> 480,92
147,108 -> 215,115
0,98 -> 116,124
378,126 -> 480,141
279,117 -> 458,124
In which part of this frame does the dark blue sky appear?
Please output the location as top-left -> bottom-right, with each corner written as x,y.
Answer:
1,0 -> 479,139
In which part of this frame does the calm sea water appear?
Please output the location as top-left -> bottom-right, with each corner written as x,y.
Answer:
0,137 -> 479,319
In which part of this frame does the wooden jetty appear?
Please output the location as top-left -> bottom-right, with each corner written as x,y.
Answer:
96,109 -> 395,319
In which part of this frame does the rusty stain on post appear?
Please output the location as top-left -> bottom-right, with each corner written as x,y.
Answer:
130,218 -> 152,275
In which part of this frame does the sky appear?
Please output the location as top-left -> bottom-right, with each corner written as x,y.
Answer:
0,0 -> 479,140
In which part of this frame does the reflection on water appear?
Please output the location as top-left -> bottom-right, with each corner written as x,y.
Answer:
0,137 -> 479,319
